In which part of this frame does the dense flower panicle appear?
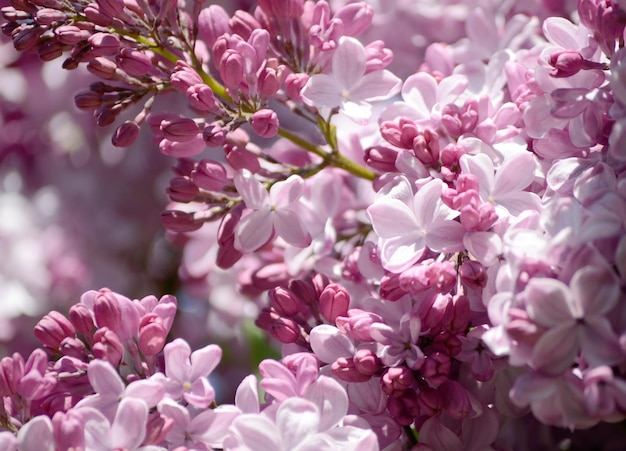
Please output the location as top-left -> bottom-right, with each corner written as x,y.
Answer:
2,0 -> 626,449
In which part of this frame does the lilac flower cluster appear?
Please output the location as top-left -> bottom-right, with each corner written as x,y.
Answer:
2,0 -> 626,449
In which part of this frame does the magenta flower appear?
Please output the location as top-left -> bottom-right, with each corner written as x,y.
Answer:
301,36 -> 401,123
234,171 -> 311,253
367,177 -> 465,273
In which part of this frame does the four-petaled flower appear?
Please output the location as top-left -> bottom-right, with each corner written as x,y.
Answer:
301,36 -> 401,123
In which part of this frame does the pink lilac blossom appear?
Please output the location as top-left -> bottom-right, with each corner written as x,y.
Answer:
2,0 -> 626,448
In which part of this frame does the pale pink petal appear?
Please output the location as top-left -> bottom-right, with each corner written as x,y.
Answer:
379,235 -> 425,273
494,152 -> 536,194
185,377 -> 215,407
368,199 -> 419,238
542,17 -> 584,49
341,100 -> 373,123
350,70 -> 401,102
274,209 -> 312,247
0,432 -> 17,451
401,72 -> 438,115
234,171 -> 270,210
158,398 -> 190,428
258,360 -> 297,401
301,74 -> 343,108
580,318 -> 623,367
277,398 -> 320,449
309,325 -> 355,364
111,398 -> 148,449
418,416 -> 462,451
190,344 -> 222,380
459,153 -> 495,198
510,372 -> 557,404
235,374 -> 259,414
192,405 -> 241,446
164,338 -> 192,383
531,323 -> 578,374
270,175 -> 305,208
230,414 -> 281,450
304,376 -> 348,431
425,220 -> 466,253
413,179 -> 446,223
571,266 -> 620,316
333,37 -> 366,91
525,278 -> 575,327
124,379 -> 164,407
494,191 -> 542,216
87,360 -> 124,396
463,231 -> 502,266
436,74 -> 468,104
18,416 -> 54,451
325,426 -> 379,451
234,208 -> 274,253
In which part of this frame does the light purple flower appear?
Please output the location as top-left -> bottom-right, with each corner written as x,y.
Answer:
301,36 -> 401,123
459,151 -> 541,219
367,177 -> 465,273
75,359 -> 164,420
161,338 -> 221,408
370,312 -> 425,370
234,171 -> 311,253
526,266 -> 622,374
80,399 -> 165,451
158,398 -> 240,449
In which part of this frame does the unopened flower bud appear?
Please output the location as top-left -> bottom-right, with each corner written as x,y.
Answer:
336,309 -> 382,342
35,7 -> 66,25
88,32 -> 120,56
258,0 -> 304,18
251,109 -> 279,138
92,327 -> 123,366
382,366 -> 414,395
87,56 -> 117,79
219,49 -> 244,88
160,117 -> 200,142
160,210 -> 203,232
159,135 -> 205,157
332,357 -> 371,382
421,352 -> 451,387
191,159 -> 228,191
112,120 -> 140,147
166,177 -> 200,203
203,123 -> 227,147
58,337 -> 89,359
319,283 -> 350,323
228,10 -> 260,41
353,348 -> 382,377
549,50 -> 585,78
117,48 -> 153,77
225,146 -> 261,173
387,390 -> 420,426
34,311 -> 75,350
186,84 -> 218,112
74,90 -> 102,110
138,313 -> 167,356
197,4 -> 231,48
364,146 -> 398,172
285,72 -> 309,102
96,0 -> 124,18
333,2 -> 373,36
268,286 -> 301,317
170,62 -> 203,92
69,303 -> 95,340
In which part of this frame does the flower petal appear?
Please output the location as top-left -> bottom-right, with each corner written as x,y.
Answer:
274,209 -> 312,248
234,208 -> 274,253
333,37 -> 366,91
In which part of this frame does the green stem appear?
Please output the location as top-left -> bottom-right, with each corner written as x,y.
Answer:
403,425 -> 418,449
277,128 -> 377,181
